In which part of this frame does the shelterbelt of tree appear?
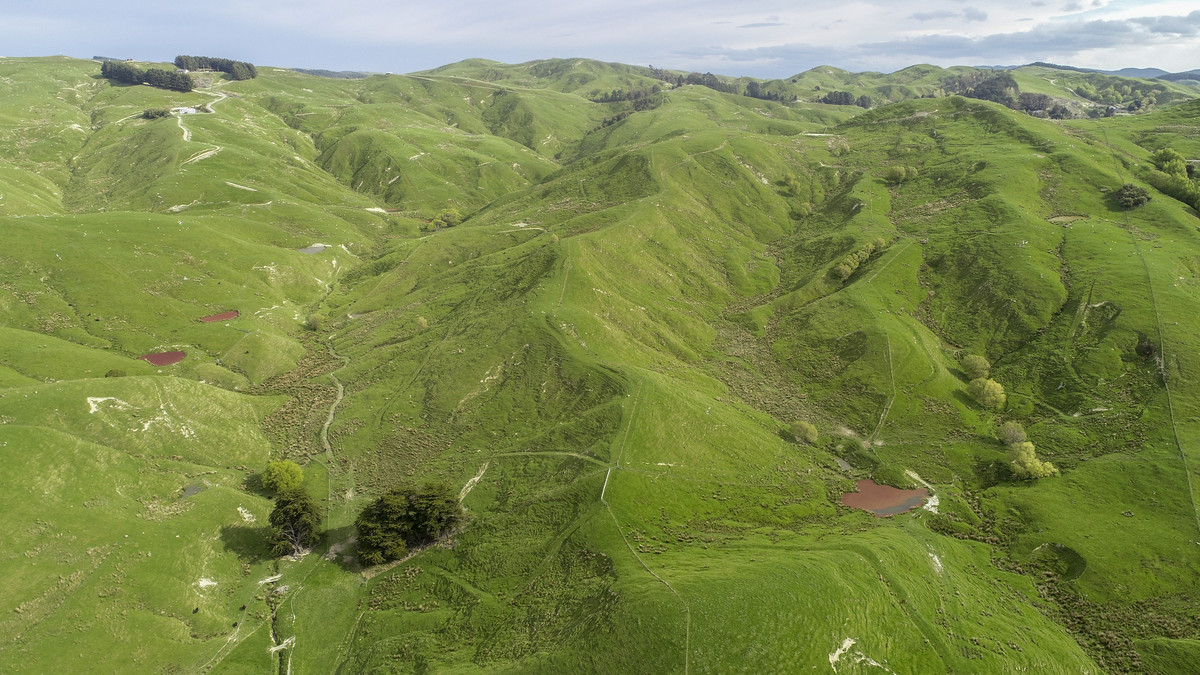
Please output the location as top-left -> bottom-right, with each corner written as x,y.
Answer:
2,54 -> 1200,673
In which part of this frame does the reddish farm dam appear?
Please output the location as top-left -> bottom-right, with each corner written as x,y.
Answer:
199,310 -> 240,322
141,351 -> 186,366
841,479 -> 930,517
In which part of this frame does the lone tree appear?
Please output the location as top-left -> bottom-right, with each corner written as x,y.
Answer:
1009,441 -> 1059,479
790,420 -> 818,445
430,208 -> 461,228
269,487 -> 322,556
998,421 -> 1027,445
1114,184 -> 1151,208
968,378 -> 1006,410
356,481 -> 460,566
961,354 -> 991,379
262,460 -> 304,494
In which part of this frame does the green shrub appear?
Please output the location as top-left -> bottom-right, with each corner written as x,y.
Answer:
104,368 -> 126,378
961,354 -> 991,379
1009,441 -> 1058,479
998,421 -> 1027,445
829,240 -> 883,281
790,420 -> 818,444
1151,148 -> 1186,172
1114,183 -> 1151,208
967,378 -> 1006,410
883,166 -> 918,184
262,460 -> 304,494
430,208 -> 462,228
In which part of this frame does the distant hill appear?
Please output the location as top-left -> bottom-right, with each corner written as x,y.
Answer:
289,67 -> 372,79
1160,69 -> 1200,83
1028,60 -> 1200,82
1105,67 -> 1170,78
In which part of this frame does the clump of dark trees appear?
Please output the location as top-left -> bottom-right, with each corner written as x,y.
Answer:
940,71 -> 1075,118
590,87 -> 664,113
355,482 -> 461,566
100,61 -> 193,92
264,476 -> 461,564
590,86 -> 660,104
646,65 -> 798,104
648,66 -> 739,94
745,80 -> 799,103
269,486 -> 322,555
1114,183 -> 1151,208
818,91 -> 872,108
174,55 -> 258,80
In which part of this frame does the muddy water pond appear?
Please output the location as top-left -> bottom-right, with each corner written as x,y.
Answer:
841,479 -> 929,517
141,351 -> 186,366
199,310 -> 239,322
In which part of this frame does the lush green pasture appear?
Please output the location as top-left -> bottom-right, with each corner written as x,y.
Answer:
1,55 -> 1199,672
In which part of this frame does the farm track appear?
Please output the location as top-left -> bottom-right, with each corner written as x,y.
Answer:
867,332 -> 895,445
176,84 -> 228,153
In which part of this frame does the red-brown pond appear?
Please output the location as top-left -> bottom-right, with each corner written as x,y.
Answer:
841,479 -> 929,517
199,310 -> 239,322
141,351 -> 186,366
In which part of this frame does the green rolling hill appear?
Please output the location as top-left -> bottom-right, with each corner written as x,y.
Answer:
2,54 -> 1199,673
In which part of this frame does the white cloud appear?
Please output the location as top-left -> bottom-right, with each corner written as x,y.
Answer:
0,0 -> 1196,76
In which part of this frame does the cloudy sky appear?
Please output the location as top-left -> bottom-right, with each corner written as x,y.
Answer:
2,0 -> 1198,77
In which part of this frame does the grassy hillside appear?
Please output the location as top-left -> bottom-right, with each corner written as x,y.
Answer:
2,55 -> 1199,673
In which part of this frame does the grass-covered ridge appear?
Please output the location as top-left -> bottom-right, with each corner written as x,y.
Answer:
2,54 -> 1199,673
